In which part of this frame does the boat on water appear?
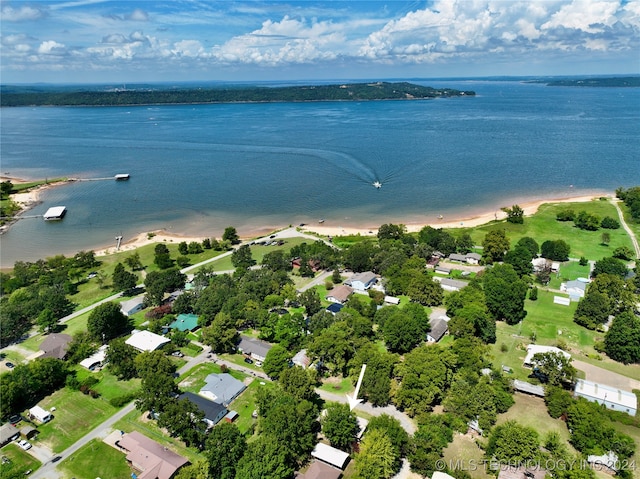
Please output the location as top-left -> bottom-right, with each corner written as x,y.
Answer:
318,219 -> 325,224
114,174 -> 130,181
373,181 -> 382,189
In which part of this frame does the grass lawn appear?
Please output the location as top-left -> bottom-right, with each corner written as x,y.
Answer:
319,376 -> 354,395
178,362 -> 247,393
207,237 -> 311,272
442,433 -> 493,479
230,379 -> 275,434
547,260 -> 591,290
58,438 -> 131,479
218,353 -> 264,373
455,200 -> 633,261
0,443 -> 41,477
112,409 -> 204,464
491,289 -> 640,382
74,367 -> 141,402
33,388 -> 118,453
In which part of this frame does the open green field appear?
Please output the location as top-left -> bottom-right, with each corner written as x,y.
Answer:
456,200 -> 633,260
75,367 -> 141,402
34,388 -> 118,453
58,438 -> 131,479
0,442 -> 41,477
491,288 -> 640,382
442,433 -> 493,479
319,376 -> 354,395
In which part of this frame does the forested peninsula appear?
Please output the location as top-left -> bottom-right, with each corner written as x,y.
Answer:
544,77 -> 640,87
0,82 -> 475,107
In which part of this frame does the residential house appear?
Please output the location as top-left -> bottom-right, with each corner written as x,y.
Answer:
512,379 -> 545,397
297,460 -> 342,479
497,466 -> 546,479
237,335 -> 273,362
28,405 -> 52,423
523,345 -> 571,368
574,379 -> 637,416
435,277 -> 468,292
447,253 -> 481,265
179,392 -> 228,428
326,303 -> 344,315
560,279 -> 588,301
531,257 -> 548,272
199,373 -> 246,406
325,284 -> 354,304
434,265 -> 451,275
40,333 -> 72,360
126,330 -> 171,352
168,313 -> 199,332
120,296 -> 144,316
0,424 -> 19,447
427,317 -> 449,343
311,442 -> 350,470
79,345 -> 108,370
118,431 -> 189,479
344,272 -> 377,291
292,349 -> 311,369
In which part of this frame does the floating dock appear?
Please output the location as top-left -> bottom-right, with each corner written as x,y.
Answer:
115,174 -> 130,180
43,206 -> 67,221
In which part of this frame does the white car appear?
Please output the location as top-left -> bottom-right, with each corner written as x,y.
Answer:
18,440 -> 32,451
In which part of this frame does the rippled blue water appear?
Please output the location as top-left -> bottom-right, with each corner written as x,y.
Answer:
1,80 -> 638,266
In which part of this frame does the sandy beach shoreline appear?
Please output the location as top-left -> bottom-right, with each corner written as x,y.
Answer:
90,193 -> 608,257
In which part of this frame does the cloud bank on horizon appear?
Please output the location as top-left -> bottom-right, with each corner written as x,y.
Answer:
1,0 -> 639,83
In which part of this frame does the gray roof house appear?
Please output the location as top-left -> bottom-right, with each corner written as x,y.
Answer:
237,335 -> 273,362
427,317 -> 448,343
199,373 -> 246,406
436,277 -> 468,292
0,424 -> 19,447
325,284 -> 354,304
561,280 -> 588,301
120,296 -> 145,316
345,271 -> 377,291
40,333 -> 72,360
180,392 -> 228,428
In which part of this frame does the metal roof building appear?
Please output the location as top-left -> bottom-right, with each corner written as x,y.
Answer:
574,379 -> 637,416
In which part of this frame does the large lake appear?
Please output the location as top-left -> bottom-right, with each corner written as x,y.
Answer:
1,80 -> 639,267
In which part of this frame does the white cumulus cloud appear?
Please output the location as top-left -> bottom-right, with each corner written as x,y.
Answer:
38,40 -> 65,54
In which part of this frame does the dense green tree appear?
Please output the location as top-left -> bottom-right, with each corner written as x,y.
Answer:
504,245 -> 534,277
483,264 -> 528,325
107,337 -> 139,380
36,308 -> 58,333
449,303 -> 496,343
347,342 -> 396,406
604,311 -> 640,364
157,396 -> 206,448
262,250 -> 292,272
481,230 -> 510,264
573,290 -> 611,329
279,366 -> 318,401
204,422 -> 246,479
456,233 -> 474,254
124,252 -> 143,271
0,180 -> 13,197
308,321 -> 354,376
234,436 -> 292,479
112,262 -> 137,292
516,237 -> 539,259
231,244 -> 256,271
486,420 -> 540,463
574,211 -> 600,231
135,350 -> 178,414
87,301 -> 133,342
187,241 -> 203,254
592,256 -> 628,278
262,344 -> 292,379
367,414 -> 409,473
541,239 -> 571,261
556,209 -> 575,221
144,267 -> 186,306
201,312 -> 238,353
503,204 -> 524,224
418,226 -> 458,256
395,345 -> 457,416
600,216 -> 620,229
222,226 -> 240,244
407,271 -> 444,306
343,240 -> 377,272
612,246 -> 634,260
544,386 -> 574,418
378,223 -> 407,241
299,288 -> 322,316
178,241 -> 188,255
383,309 -> 423,353
65,331 -> 97,364
353,429 -> 396,479
531,351 -> 577,387
174,461 -> 210,479
322,403 -> 359,451
153,243 -> 173,269
408,414 -> 454,477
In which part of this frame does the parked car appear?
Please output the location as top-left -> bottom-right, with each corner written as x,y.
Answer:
18,440 -> 32,451
8,414 -> 21,424
255,361 -> 263,367
5,362 -> 14,369
243,357 -> 253,364
171,351 -> 184,358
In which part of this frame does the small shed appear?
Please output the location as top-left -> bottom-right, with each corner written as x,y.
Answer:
20,425 -> 38,440
224,411 -> 239,423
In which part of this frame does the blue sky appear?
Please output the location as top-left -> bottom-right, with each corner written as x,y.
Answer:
1,0 -> 639,84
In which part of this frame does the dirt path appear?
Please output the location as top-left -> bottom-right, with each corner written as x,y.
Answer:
611,198 -> 640,258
